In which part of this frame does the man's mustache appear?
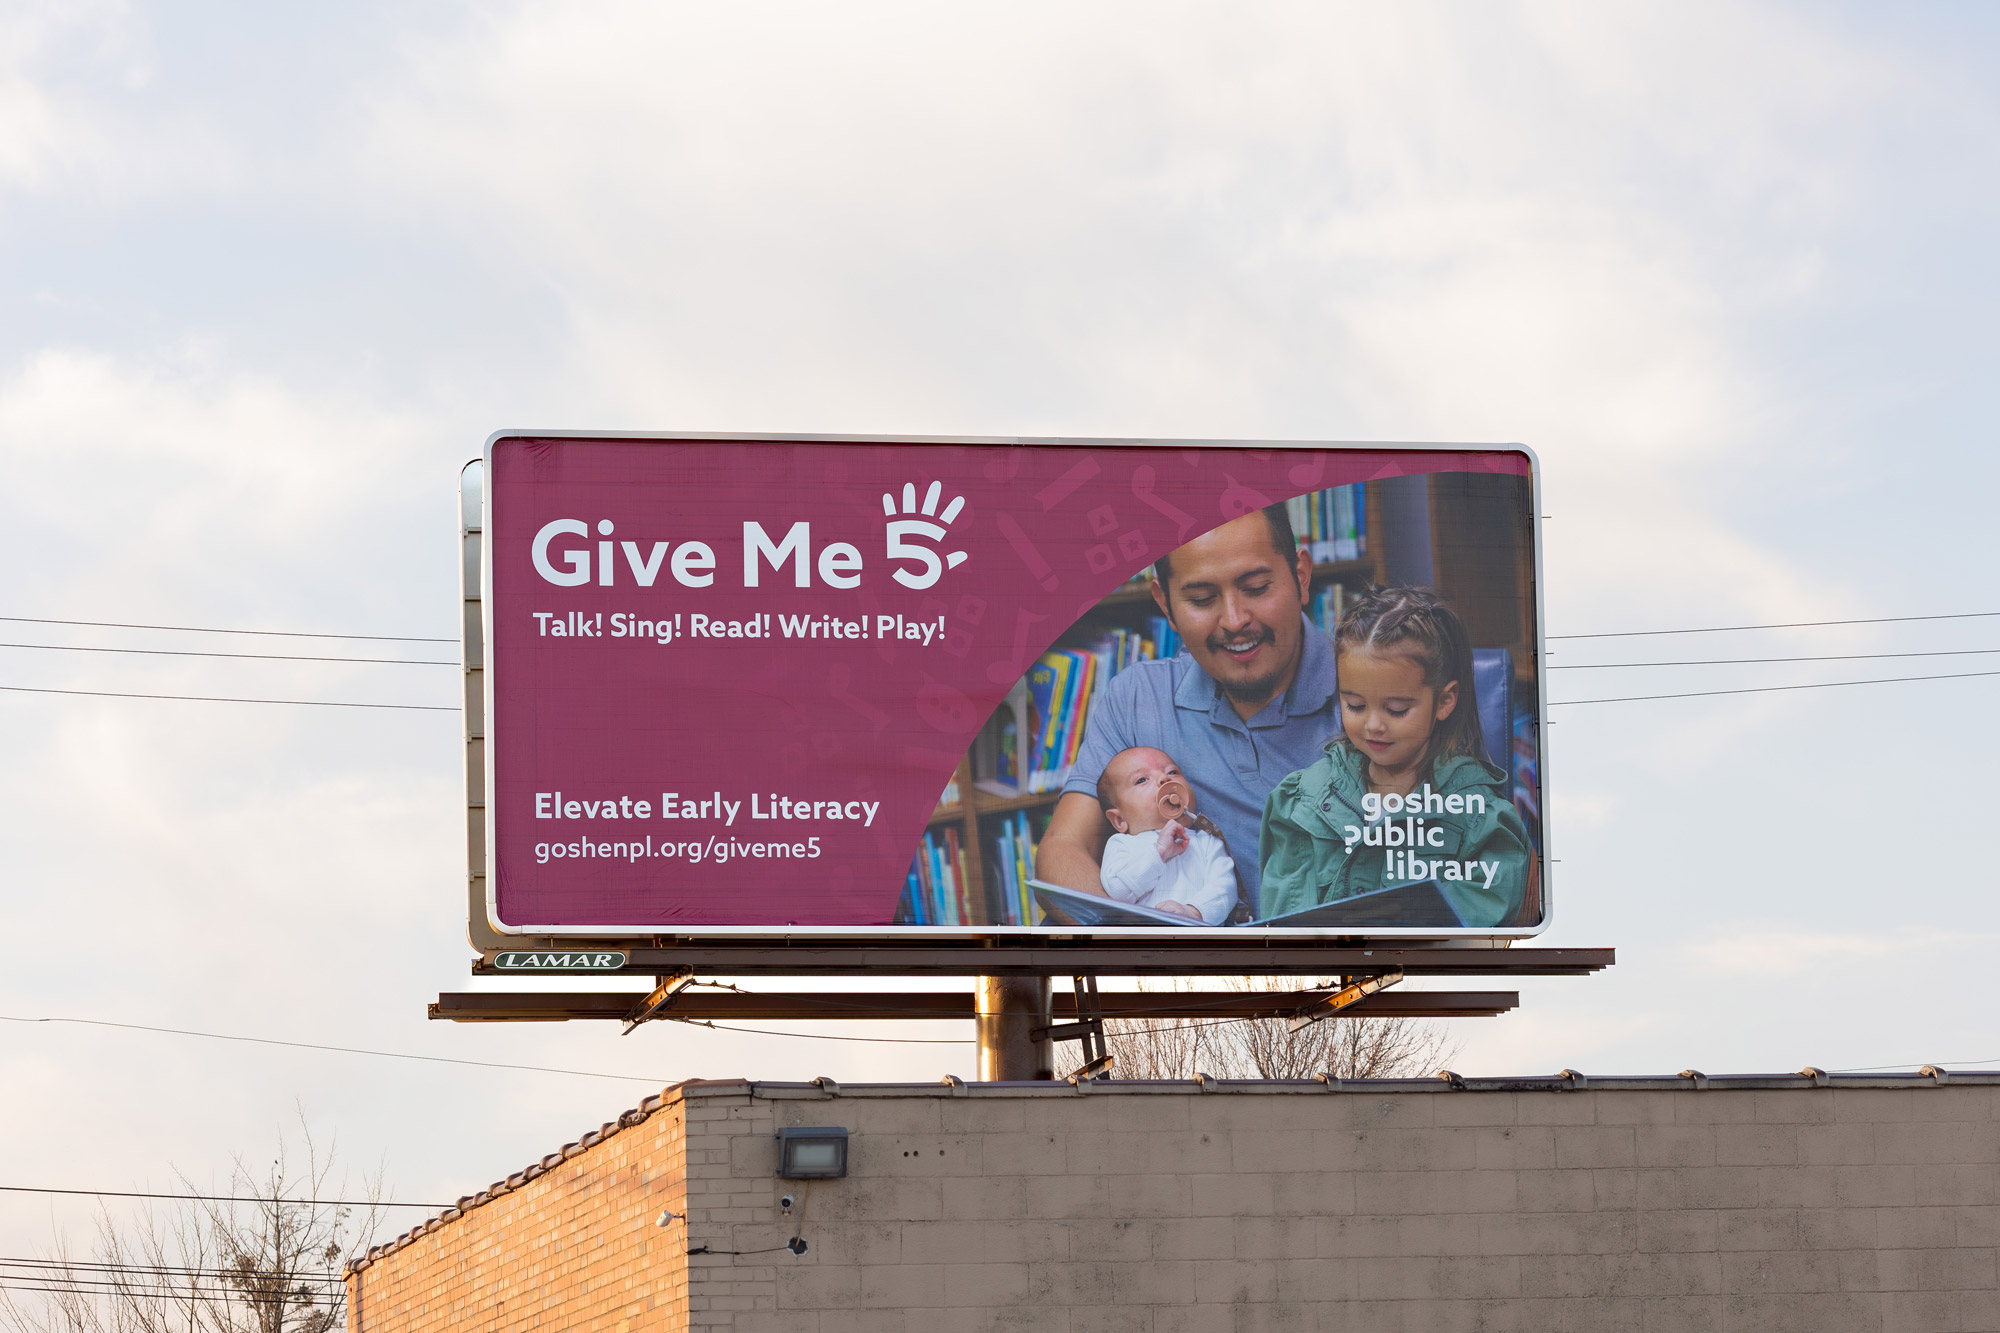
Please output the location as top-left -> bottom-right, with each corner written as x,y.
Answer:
1206,626 -> 1276,653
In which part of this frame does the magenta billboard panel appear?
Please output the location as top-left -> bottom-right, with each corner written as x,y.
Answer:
482,435 -> 1546,937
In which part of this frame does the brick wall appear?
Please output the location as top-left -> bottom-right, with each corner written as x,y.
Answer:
346,1087 -> 692,1332
350,1072 -> 2000,1331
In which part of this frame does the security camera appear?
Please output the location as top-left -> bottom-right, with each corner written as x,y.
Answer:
655,1210 -> 679,1228
779,1194 -> 796,1212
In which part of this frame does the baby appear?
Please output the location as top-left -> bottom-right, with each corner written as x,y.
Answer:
1095,746 -> 1239,924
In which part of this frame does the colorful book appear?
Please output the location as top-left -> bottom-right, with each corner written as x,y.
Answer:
985,809 -> 1047,926
994,713 -> 1017,784
1024,654 -> 1065,793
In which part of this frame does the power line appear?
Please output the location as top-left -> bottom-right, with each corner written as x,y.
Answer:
18,665 -> 1994,716
0,1282 -> 336,1304
0,616 -> 453,644
0,1266 -> 341,1294
12,641 -> 1998,674
0,1257 -> 340,1283
0,1281 -> 340,1308
0,1272 -> 337,1293
1550,648 -> 2000,670
674,1019 -> 969,1045
0,685 -> 454,712
0,994 -> 1237,1058
1098,1014 -> 1272,1038
9,611 -> 2000,716
10,608 -> 1998,651
675,991 -> 1349,1044
0,1276 -> 341,1306
0,642 -> 455,667
1548,611 -> 2000,640
0,1015 -> 673,1084
1833,1060 -> 2000,1072
683,980 -> 1313,1029
0,1187 -> 446,1209
1550,668 -> 2000,706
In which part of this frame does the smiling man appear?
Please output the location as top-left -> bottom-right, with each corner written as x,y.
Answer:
1035,505 -> 1341,914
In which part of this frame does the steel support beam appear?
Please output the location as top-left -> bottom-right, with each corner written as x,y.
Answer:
431,987 -> 1519,1023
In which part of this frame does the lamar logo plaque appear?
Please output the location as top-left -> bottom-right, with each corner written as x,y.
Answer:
493,951 -> 627,971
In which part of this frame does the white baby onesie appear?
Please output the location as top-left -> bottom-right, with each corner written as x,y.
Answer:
1099,825 -> 1239,925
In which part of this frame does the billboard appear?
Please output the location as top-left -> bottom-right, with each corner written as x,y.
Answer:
476,435 -> 1546,938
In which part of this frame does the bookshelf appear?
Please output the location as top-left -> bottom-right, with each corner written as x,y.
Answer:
897,472 -> 1541,924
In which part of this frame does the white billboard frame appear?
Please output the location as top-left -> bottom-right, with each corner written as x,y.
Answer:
468,433 -> 1551,941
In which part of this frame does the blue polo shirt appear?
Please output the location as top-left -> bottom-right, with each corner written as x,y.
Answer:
1063,617 -> 1343,908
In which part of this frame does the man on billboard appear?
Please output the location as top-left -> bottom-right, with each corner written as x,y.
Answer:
1035,505 -> 1338,918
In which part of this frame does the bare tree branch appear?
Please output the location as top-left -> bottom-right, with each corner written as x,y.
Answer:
1102,977 -> 1462,1081
0,1115 -> 387,1333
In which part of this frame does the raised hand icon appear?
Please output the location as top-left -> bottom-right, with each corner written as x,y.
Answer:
882,481 -> 970,590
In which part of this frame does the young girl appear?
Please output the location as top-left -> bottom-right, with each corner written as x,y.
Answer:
1257,586 -> 1532,928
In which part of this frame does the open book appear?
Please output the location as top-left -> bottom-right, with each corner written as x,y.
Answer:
1029,878 -> 1464,929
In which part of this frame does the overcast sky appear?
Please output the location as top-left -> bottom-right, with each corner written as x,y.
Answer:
4,1 -> 1998,1258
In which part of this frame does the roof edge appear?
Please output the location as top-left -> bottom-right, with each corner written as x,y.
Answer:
345,1079 -> 706,1276
345,1066 -> 1979,1275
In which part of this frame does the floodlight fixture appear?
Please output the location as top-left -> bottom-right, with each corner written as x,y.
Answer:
776,1127 -> 849,1179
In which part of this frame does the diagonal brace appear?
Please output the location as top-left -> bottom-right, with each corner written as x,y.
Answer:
1289,970 -> 1404,1032
1064,976 -> 1114,1081
623,971 -> 694,1035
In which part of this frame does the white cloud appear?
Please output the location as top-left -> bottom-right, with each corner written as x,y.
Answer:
0,1 -> 244,201
342,1 -> 1926,640
1688,928 -> 1979,979
0,2 -> 122,189
0,345 -> 445,619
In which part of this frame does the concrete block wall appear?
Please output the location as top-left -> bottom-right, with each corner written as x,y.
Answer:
349,1072 -> 2000,1332
698,1075 -> 2000,1333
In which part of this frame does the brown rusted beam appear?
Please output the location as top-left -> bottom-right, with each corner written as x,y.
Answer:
429,988 -> 1518,1023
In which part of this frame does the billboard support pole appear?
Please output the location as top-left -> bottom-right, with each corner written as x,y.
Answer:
975,976 -> 1052,1081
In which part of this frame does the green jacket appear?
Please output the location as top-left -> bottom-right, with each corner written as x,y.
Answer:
1257,741 -> 1531,927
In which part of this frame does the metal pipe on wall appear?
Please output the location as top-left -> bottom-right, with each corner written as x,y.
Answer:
974,976 -> 1053,1081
